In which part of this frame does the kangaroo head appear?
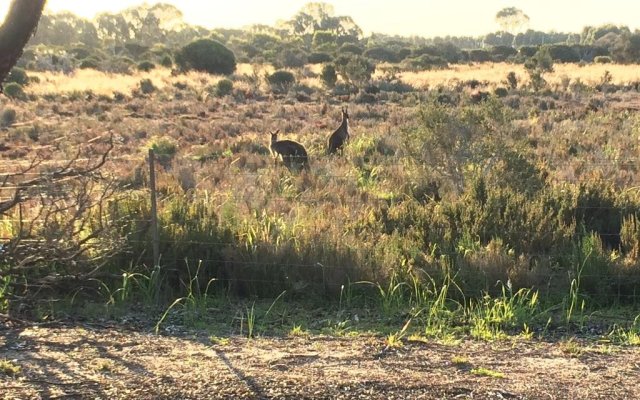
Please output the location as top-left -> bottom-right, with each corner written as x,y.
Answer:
341,106 -> 349,122
270,129 -> 280,144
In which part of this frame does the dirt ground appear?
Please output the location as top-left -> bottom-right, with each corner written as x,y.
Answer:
1,319 -> 639,400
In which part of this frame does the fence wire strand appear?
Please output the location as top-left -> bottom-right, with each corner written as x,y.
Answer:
5,149 -> 640,301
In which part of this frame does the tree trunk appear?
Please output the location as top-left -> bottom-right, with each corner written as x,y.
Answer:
0,0 -> 47,88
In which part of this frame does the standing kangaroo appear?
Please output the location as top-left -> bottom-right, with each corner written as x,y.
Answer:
269,130 -> 309,171
327,106 -> 350,155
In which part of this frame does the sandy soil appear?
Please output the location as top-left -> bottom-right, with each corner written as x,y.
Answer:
1,319 -> 639,400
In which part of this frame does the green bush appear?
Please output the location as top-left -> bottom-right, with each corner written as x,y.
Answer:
490,46 -> 517,62
3,83 -> 26,100
320,64 -> 338,88
79,58 -> 100,69
468,49 -> 491,62
506,71 -> 518,89
335,55 -> 375,88
215,78 -> 234,97
375,79 -> 414,93
594,56 -> 613,64
308,52 -> 333,64
363,47 -> 399,63
139,79 -> 156,94
397,48 -> 412,61
137,60 -> 156,72
176,39 -> 236,75
547,44 -> 580,63
339,43 -> 364,55
355,91 -> 377,104
17,49 -> 35,68
70,47 -> 93,60
160,55 -> 173,68
149,136 -> 177,167
278,49 -> 308,68
403,54 -> 448,70
412,45 -> 439,57
525,47 -> 554,91
267,70 -> 296,93
312,31 -> 337,49
494,87 -> 508,97
518,46 -> 538,58
6,68 -> 29,86
0,108 -> 17,127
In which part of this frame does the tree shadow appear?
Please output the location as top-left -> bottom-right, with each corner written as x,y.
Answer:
0,319 -> 152,399
212,347 -> 266,399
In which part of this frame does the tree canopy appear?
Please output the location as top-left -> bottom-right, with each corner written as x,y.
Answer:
495,7 -> 530,35
279,2 -> 362,39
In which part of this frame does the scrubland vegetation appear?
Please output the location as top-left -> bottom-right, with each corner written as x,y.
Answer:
2,2 -> 640,347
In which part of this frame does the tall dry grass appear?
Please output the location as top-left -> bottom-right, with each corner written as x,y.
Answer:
6,61 -> 640,304
28,67 -> 236,96
400,62 -> 640,88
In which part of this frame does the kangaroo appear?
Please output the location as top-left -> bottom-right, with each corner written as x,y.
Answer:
269,130 -> 309,171
328,106 -> 350,155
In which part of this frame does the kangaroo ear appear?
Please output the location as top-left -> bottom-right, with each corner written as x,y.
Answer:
276,129 -> 280,134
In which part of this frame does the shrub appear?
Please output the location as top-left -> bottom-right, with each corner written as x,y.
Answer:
139,79 -> 156,94
410,46 -> 431,58
339,43 -> 363,55
332,83 -> 357,96
336,55 -> 375,88
320,64 -> 338,88
468,49 -> 491,62
355,91 -> 377,104
79,58 -> 99,69
518,46 -> 538,58
506,71 -> 518,89
3,83 -> 26,100
267,70 -> 296,93
525,47 -> 554,91
494,87 -> 508,97
278,48 -> 308,68
113,91 -> 127,102
289,83 -> 315,102
594,56 -> 613,64
364,85 -> 380,94
17,49 -> 35,68
434,43 -> 463,63
149,136 -> 177,167
363,46 -> 399,63
6,68 -> 29,86
490,46 -> 517,62
312,31 -> 337,49
70,47 -> 92,60
547,44 -> 580,63
308,52 -> 333,64
397,48 -> 412,61
403,54 -> 448,70
176,39 -> 236,75
375,79 -> 414,93
0,108 -> 17,127
215,78 -> 234,97
160,55 -> 173,68
137,60 -> 156,72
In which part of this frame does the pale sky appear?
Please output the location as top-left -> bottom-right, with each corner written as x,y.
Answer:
1,0 -> 639,37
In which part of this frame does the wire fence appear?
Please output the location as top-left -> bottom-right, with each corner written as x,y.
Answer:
4,147 -> 640,301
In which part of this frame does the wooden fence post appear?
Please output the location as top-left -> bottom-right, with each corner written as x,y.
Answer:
148,148 -> 160,268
